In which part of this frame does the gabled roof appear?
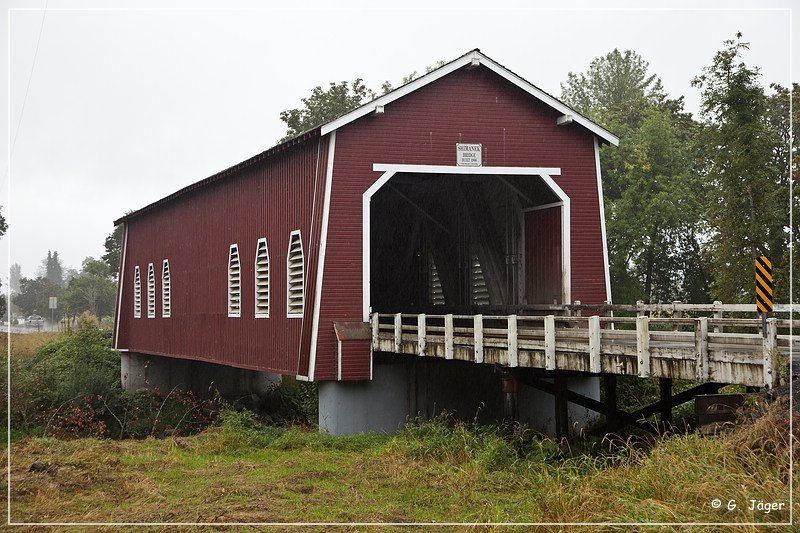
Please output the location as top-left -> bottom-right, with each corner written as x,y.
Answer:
321,49 -> 619,146
116,49 -> 617,225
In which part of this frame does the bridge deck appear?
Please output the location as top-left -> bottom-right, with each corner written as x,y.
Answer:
371,311 -> 797,388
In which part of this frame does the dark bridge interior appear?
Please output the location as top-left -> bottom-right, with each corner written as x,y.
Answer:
369,172 -> 561,314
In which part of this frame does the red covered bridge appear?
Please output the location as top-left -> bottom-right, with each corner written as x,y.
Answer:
114,49 -> 621,434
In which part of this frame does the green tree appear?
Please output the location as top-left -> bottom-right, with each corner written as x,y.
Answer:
13,277 -> 62,319
102,225 -> 124,277
0,206 -> 7,236
279,79 -> 375,142
562,49 -> 708,303
692,34 -> 787,302
561,49 -> 666,127
62,257 -> 118,320
763,82 -> 799,303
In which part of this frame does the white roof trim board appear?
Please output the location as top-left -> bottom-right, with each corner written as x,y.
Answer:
321,50 -> 619,146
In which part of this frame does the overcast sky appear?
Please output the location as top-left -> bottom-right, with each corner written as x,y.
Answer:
1,0 -> 796,281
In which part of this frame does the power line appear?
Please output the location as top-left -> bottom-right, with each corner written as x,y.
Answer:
9,0 -> 48,159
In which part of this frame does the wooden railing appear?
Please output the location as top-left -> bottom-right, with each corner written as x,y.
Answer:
371,312 -> 797,389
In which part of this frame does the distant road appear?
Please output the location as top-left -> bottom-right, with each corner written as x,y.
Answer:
0,324 -> 59,334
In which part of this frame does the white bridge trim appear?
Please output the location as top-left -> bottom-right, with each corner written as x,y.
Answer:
363,163 -> 570,322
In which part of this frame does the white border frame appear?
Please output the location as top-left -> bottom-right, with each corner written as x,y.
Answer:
114,224 -> 129,343
132,263 -> 141,319
307,131 -> 336,380
363,163 -> 570,321
227,243 -> 241,318
594,137 -> 613,303
254,237 -> 270,319
286,229 -> 305,319
161,259 -> 171,319
146,262 -> 156,319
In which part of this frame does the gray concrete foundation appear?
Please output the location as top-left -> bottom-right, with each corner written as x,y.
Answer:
319,353 -> 600,436
120,352 -> 281,397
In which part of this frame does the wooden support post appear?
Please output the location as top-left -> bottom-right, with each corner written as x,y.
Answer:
636,315 -> 650,378
501,373 -> 519,429
588,315 -> 601,373
603,374 -> 618,430
713,300 -> 723,333
672,301 -> 682,332
417,313 -> 426,356
474,314 -> 483,363
659,378 -> 673,425
507,315 -> 518,367
763,317 -> 776,389
554,374 -> 569,440
545,315 -> 556,370
636,300 -> 645,317
394,313 -> 402,353
444,314 -> 454,360
695,317 -> 709,382
371,312 -> 379,350
573,300 -> 581,317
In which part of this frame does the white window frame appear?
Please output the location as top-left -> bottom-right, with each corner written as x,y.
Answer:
147,263 -> 156,319
286,230 -> 305,318
133,265 -> 141,318
162,259 -> 171,318
228,243 -> 241,318
254,238 -> 270,318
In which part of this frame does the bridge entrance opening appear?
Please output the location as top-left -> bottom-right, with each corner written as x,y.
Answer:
368,171 -> 566,315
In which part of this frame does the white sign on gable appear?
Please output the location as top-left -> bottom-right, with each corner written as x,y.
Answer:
456,143 -> 482,167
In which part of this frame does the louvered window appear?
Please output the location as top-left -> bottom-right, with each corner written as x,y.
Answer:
255,238 -> 270,318
287,231 -> 304,318
429,256 -> 445,306
470,254 -> 490,306
133,266 -> 141,318
162,259 -> 171,318
228,244 -> 241,317
147,263 -> 156,319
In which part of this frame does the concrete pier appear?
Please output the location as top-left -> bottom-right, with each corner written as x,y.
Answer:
120,352 -> 281,397
319,353 -> 599,435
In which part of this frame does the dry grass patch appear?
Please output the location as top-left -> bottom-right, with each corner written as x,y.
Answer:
1,331 -> 61,360
4,402 -> 798,527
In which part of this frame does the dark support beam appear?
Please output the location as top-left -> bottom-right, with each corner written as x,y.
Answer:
501,373 -> 519,431
659,378 -> 673,425
604,374 -> 619,431
521,372 -> 725,434
553,375 -> 569,440
387,184 -> 450,234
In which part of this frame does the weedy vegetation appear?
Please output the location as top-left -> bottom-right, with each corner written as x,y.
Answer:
2,326 -> 796,527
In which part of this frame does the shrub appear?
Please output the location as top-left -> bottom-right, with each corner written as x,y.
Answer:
9,322 -> 216,439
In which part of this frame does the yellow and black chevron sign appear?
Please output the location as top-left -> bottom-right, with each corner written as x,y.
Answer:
755,255 -> 773,313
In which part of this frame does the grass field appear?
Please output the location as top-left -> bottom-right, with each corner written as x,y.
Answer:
3,329 -> 797,528
5,406 -> 797,528
1,332 -> 61,360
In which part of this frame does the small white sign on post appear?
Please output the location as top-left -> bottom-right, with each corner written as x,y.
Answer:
49,297 -> 57,309
456,143 -> 482,167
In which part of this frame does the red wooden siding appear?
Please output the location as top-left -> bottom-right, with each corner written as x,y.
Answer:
524,206 -> 562,304
315,65 -> 608,380
116,136 -> 329,376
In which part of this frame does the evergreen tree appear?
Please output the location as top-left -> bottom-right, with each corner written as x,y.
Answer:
9,263 -> 22,294
102,225 -> 124,277
562,49 -> 708,303
692,34 -> 787,302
